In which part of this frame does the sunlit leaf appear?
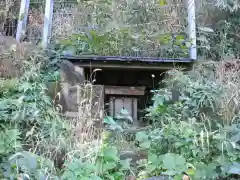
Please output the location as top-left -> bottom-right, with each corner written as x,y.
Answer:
159,0 -> 167,6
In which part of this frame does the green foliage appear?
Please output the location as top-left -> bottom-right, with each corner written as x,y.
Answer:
103,108 -> 137,154
52,0 -> 190,58
0,47 -> 131,180
1,151 -> 56,180
0,50 -> 71,179
104,116 -> 124,132
136,122 -> 240,179
146,69 -> 224,126
0,127 -> 21,159
135,68 -> 240,179
96,146 -> 131,179
62,146 -> 131,180
54,30 -> 189,58
197,0 -> 240,60
62,160 -> 101,180
0,63 -> 70,151
142,152 -> 188,178
215,0 -> 240,12
104,108 -> 133,131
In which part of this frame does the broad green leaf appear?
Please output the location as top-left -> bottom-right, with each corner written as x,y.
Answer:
194,163 -> 218,179
103,147 -> 118,161
136,131 -> 149,142
104,116 -> 116,125
139,141 -> 151,149
174,174 -> 183,180
103,162 -> 117,171
28,156 -> 38,170
186,168 -> 195,176
162,153 -> 186,171
215,155 -> 230,165
148,154 -> 158,164
146,164 -> 157,172
119,159 -> 131,170
153,94 -> 165,107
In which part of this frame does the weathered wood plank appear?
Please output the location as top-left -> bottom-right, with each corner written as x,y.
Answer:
105,86 -> 145,96
72,63 -> 182,70
122,127 -> 149,133
63,85 -> 104,121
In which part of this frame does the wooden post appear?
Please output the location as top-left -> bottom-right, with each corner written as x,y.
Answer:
16,0 -> 30,42
42,0 -> 54,48
187,0 -> 197,60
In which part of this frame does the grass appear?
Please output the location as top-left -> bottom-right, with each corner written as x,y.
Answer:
0,37 -> 105,178
193,59 -> 240,125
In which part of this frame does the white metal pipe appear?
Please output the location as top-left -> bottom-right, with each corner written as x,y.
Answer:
187,0 -> 197,60
42,0 -> 54,48
16,0 -> 30,42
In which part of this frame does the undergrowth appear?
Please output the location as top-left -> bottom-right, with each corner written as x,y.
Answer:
134,61 -> 240,180
2,43 -> 239,180
0,43 -> 132,179
0,47 -> 69,179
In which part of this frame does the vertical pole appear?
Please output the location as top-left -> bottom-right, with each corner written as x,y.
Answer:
42,0 -> 54,48
16,0 -> 30,42
187,0 -> 197,60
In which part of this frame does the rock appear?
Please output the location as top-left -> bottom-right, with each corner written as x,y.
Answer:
144,173 -> 190,180
119,151 -> 147,166
143,176 -> 171,180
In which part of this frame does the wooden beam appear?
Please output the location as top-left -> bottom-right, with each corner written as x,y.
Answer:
105,86 -> 145,96
122,127 -> 149,133
73,62 -> 177,70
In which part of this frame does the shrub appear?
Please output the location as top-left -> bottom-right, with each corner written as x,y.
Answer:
0,44 -> 71,179
135,62 -> 240,179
